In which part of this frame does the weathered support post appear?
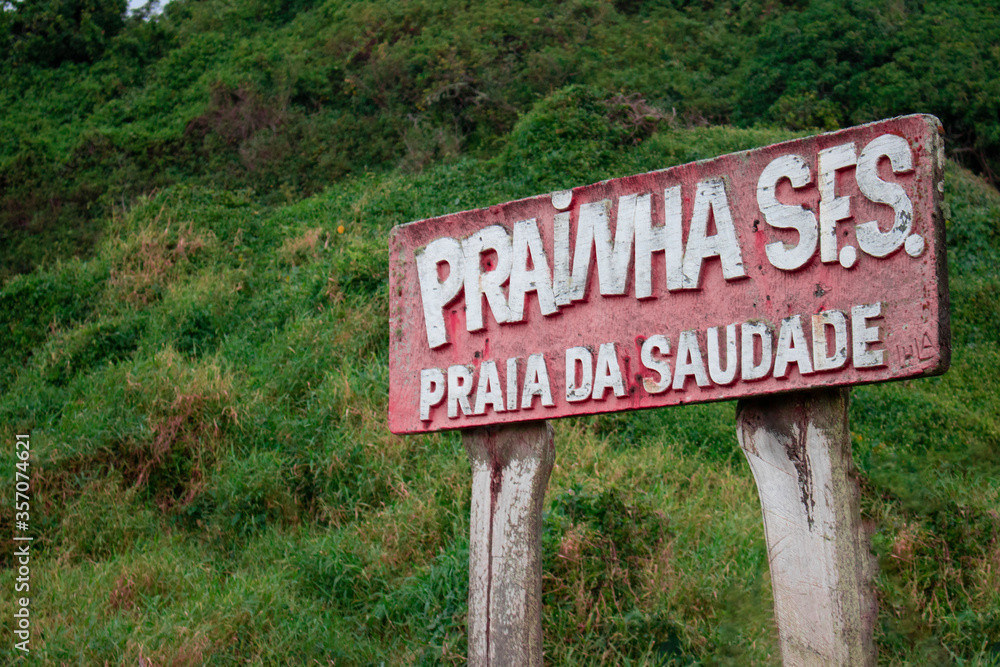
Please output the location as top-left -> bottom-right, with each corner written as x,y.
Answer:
463,421 -> 554,667
737,388 -> 877,667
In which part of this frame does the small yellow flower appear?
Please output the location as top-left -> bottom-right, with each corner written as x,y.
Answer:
337,225 -> 345,234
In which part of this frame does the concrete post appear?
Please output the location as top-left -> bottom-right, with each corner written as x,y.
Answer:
463,421 -> 554,667
736,388 -> 877,666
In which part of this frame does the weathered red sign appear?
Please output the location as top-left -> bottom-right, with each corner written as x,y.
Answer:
388,115 -> 948,434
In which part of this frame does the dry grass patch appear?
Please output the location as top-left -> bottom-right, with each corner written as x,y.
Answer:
123,348 -> 236,506
107,218 -> 213,305
278,226 -> 327,266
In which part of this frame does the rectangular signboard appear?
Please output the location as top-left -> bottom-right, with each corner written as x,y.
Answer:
388,115 -> 948,434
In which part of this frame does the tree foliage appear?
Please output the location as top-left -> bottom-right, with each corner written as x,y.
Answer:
1,0 -> 999,281
2,0 -> 128,66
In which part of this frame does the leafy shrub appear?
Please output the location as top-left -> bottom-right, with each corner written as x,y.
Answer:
4,0 -> 1000,281
498,85 -> 672,192
3,0 -> 128,67
736,0 -> 1000,180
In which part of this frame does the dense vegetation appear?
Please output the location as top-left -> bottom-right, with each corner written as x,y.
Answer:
1,0 -> 998,664
2,0 -> 1000,280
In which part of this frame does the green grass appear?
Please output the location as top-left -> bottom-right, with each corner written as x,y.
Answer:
1,107 -> 999,664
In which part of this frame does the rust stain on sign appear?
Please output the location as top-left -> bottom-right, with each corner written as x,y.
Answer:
388,115 -> 949,434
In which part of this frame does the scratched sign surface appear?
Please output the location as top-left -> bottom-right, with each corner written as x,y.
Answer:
388,115 -> 948,434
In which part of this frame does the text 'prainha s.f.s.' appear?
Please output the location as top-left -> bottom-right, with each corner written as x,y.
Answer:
388,115 -> 948,434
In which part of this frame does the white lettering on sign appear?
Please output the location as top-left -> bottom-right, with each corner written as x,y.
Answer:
565,347 -> 593,403
447,365 -> 474,418
707,324 -> 738,386
509,219 -> 558,322
680,178 -> 745,289
640,335 -> 671,394
521,353 -> 554,409
415,238 -> 464,349
742,321 -> 774,382
416,302 -> 890,422
757,154 -> 817,271
673,330 -> 709,391
420,368 -> 445,421
851,302 -> 886,368
774,315 -> 814,378
390,115 -> 947,433
818,142 -> 857,264
812,310 -> 849,372
593,343 -> 627,400
855,135 -> 915,258
473,361 -> 504,415
463,226 -> 513,332
414,133 -> 918,350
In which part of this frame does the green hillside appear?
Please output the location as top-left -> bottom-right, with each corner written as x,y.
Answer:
3,0 -> 1000,279
2,0 -> 999,664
